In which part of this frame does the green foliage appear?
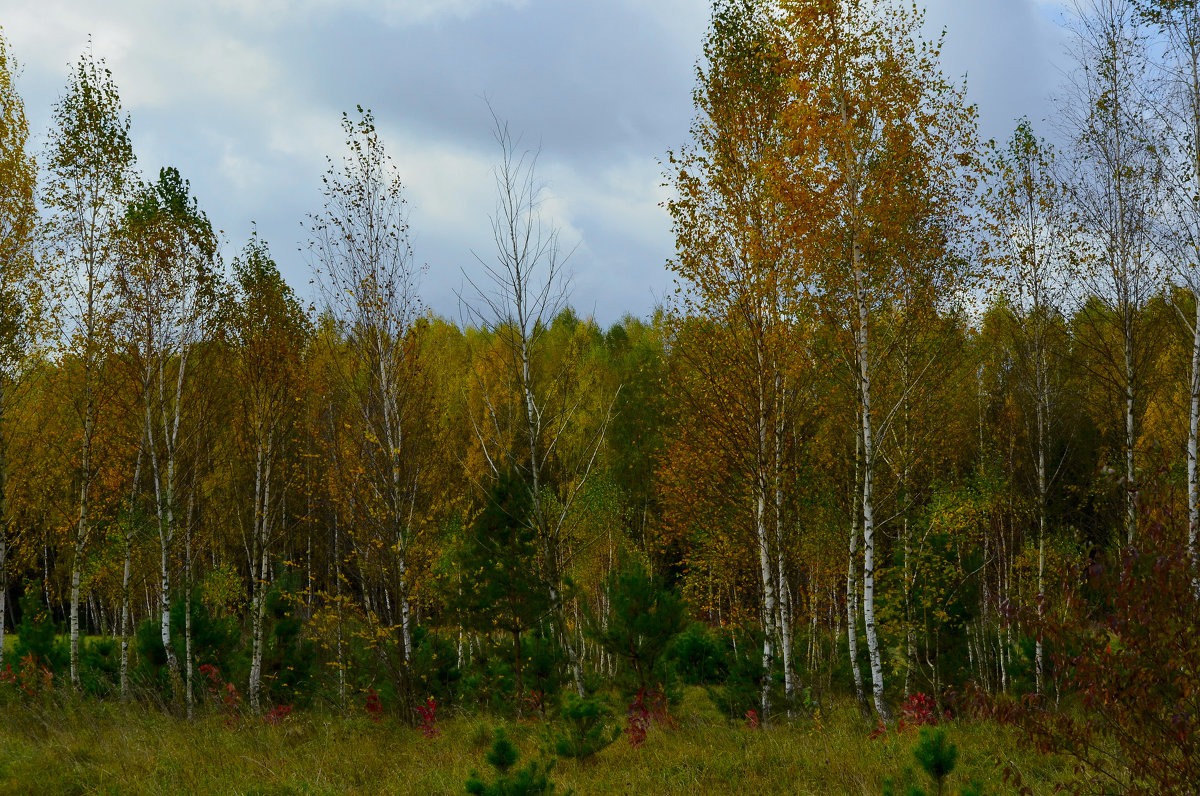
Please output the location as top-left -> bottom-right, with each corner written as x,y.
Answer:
12,589 -> 66,672
465,729 -> 560,796
411,625 -> 462,707
458,649 -> 518,716
586,558 -> 686,694
547,694 -> 621,761
913,728 -> 958,793
449,472 -> 553,704
79,637 -> 119,698
883,727 -> 977,796
260,574 -> 318,707
135,590 -> 240,696
667,623 -> 728,685
707,630 -> 777,720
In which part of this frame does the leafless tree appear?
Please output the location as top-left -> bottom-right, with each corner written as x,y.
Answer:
461,111 -> 615,698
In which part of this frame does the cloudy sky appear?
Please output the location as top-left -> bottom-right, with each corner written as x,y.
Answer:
2,0 -> 1069,325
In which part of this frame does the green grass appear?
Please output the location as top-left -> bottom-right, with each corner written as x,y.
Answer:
0,688 -> 1065,795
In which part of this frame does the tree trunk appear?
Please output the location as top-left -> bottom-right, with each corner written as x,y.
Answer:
847,425 -> 868,715
774,370 -> 796,710
1035,342 -> 1048,695
120,532 -> 132,699
184,487 -> 196,720
755,343 -> 777,721
1189,292 -> 1200,596
0,397 -> 8,670
1124,310 -> 1137,546
855,238 -> 892,724
250,443 -> 273,715
70,392 -> 94,690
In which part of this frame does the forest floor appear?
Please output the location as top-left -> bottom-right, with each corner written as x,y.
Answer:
0,688 -> 1066,795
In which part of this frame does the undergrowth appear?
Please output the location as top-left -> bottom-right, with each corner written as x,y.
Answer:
0,688 -> 1065,795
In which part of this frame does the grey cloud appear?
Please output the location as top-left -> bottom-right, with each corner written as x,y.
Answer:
3,0 -> 1074,324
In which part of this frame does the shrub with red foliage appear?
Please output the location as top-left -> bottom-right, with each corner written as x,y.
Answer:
3,654 -> 53,698
625,687 -> 672,749
198,663 -> 241,727
415,696 -> 440,738
744,708 -> 760,730
981,514 -> 1200,794
898,692 -> 940,730
364,689 -> 383,723
263,704 -> 293,725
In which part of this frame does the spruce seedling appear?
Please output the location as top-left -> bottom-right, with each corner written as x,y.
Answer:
466,729 -> 561,795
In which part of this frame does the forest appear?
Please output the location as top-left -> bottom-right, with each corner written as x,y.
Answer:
0,0 -> 1198,793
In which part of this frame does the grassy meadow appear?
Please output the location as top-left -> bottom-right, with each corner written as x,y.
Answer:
0,688 -> 1065,795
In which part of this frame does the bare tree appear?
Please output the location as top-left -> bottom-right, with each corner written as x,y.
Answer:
1136,0 -> 1200,590
461,112 -> 615,698
1059,0 -> 1164,545
983,121 -> 1072,694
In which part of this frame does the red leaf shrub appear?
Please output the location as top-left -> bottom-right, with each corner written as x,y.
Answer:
415,696 -> 440,738
364,689 -> 383,723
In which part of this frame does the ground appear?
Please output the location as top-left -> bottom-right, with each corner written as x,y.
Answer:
0,687 -> 1065,795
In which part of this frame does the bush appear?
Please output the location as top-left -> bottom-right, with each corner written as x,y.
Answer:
411,624 -> 461,707
465,729 -> 559,796
586,558 -> 686,695
134,589 -> 241,699
547,694 -> 620,761
884,727 -> 980,796
668,623 -> 728,685
707,629 -> 780,721
13,589 -> 67,672
259,574 -> 317,708
79,637 -> 120,697
985,516 -> 1200,793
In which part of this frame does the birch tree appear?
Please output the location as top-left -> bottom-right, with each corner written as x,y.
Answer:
666,0 -> 802,721
982,121 -> 1072,694
116,166 -> 218,705
309,108 -> 428,721
0,28 -> 37,669
229,232 -> 308,714
1059,0 -> 1163,546
1134,0 -> 1200,590
43,49 -> 135,689
776,0 -> 979,722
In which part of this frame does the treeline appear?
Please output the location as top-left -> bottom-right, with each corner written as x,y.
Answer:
0,0 -> 1198,775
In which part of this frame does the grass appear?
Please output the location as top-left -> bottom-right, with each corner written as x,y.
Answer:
0,686 -> 1066,795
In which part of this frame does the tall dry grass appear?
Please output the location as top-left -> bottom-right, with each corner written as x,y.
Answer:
0,687 -> 1064,795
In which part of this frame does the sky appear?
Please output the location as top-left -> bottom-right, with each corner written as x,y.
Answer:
1,0 -> 1071,326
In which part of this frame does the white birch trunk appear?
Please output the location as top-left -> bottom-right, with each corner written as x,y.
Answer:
119,533 -> 132,698
1035,341 -> 1048,695
774,370 -> 796,708
854,238 -> 892,724
846,426 -> 868,712
0,428 -> 7,670
0,378 -> 10,669
1124,312 -> 1137,546
1189,294 -> 1200,596
184,488 -> 195,719
69,390 -> 94,690
249,439 -> 267,714
755,343 -> 777,721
